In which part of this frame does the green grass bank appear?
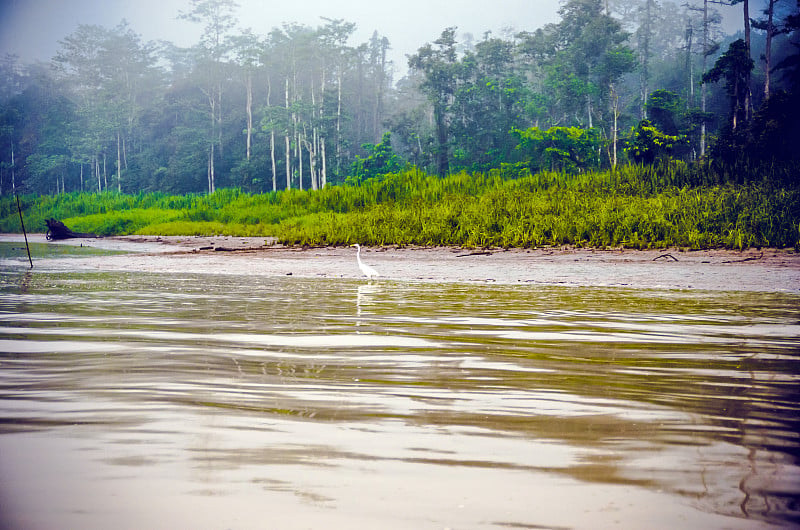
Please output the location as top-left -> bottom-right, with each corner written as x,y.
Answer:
2,165 -> 798,250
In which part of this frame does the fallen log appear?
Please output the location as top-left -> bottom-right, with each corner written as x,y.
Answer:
722,252 -> 763,263
653,253 -> 679,261
45,218 -> 98,240
457,251 -> 494,257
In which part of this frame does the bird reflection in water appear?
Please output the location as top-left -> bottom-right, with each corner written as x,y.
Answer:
356,283 -> 381,323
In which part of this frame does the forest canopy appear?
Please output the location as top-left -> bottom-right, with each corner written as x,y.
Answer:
0,0 -> 799,197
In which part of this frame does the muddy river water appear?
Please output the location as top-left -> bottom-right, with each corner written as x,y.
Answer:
0,238 -> 799,529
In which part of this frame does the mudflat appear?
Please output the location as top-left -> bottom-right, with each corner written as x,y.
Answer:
3,233 -> 799,292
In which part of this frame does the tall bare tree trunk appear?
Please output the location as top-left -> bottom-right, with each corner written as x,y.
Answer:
587,95 -> 593,129
701,0 -> 709,157
116,131 -> 122,192
122,135 -> 127,170
312,131 -> 319,191
742,0 -> 752,121
764,0 -> 775,99
319,67 -> 327,188
285,77 -> 291,190
307,135 -> 317,191
336,65 -> 343,175
686,19 -> 694,107
267,76 -> 277,192
271,131 -> 277,192
297,131 -> 303,191
320,138 -> 327,188
208,94 -> 216,193
610,83 -> 619,168
217,82 -> 223,158
246,73 -> 252,160
640,0 -> 653,119
373,37 -> 388,141
209,144 -> 215,193
310,85 -> 318,191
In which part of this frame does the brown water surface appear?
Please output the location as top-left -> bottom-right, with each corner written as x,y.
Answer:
0,242 -> 799,529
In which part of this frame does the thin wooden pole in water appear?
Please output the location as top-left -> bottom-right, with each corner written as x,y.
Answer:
11,142 -> 32,269
15,194 -> 32,269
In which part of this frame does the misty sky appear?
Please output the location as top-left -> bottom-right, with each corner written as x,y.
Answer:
0,0 -> 746,78
0,0 -> 563,76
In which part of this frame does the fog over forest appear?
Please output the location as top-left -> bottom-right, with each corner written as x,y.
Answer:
0,0 -> 571,75
0,0 -> 798,196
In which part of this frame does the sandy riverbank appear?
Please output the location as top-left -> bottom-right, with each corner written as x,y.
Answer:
3,233 -> 799,292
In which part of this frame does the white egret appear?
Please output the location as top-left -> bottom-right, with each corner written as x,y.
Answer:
351,244 -> 379,278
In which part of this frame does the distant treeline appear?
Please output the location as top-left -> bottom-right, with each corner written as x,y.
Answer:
0,0 -> 798,196
3,166 -> 798,249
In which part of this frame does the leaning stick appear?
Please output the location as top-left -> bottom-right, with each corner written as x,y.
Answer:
15,193 -> 32,269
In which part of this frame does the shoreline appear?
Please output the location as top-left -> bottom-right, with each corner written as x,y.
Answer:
2,233 -> 799,292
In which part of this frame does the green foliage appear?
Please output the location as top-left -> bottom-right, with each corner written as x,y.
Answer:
408,27 -> 459,177
2,167 -> 798,250
709,89 -> 800,185
4,2 -> 798,196
625,120 -> 687,165
348,132 -> 405,184
703,39 -> 755,129
646,90 -> 682,135
513,126 -> 602,173
272,169 -> 799,250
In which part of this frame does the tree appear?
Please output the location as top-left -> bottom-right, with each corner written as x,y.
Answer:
752,0 -> 798,100
625,119 -> 685,163
349,132 -> 404,182
366,31 -> 391,144
51,22 -> 158,193
318,18 -> 357,179
703,39 -> 755,130
179,0 -> 239,193
0,54 -> 25,104
2,66 -> 77,194
53,24 -> 109,191
98,21 -> 160,192
230,30 -> 262,164
513,126 -> 602,172
384,71 -> 434,170
7,0 -> 789,196
683,0 -> 723,156
726,0 -> 753,120
637,0 -> 658,119
408,27 -> 460,177
450,35 -> 529,172
743,90 -> 800,169
647,89 -> 682,134
542,0 -> 635,167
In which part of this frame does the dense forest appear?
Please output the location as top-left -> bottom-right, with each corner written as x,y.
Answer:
0,0 -> 798,197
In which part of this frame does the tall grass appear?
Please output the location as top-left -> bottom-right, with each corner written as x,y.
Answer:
1,165 -> 798,249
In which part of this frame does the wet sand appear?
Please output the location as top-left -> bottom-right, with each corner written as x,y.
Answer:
3,233 -> 799,292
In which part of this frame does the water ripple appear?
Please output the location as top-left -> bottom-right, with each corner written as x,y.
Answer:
1,271 -> 798,528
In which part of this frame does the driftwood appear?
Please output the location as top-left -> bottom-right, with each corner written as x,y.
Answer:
722,252 -> 763,263
653,253 -> 679,261
45,218 -> 98,240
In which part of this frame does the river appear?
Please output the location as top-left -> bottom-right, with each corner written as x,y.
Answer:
0,240 -> 798,529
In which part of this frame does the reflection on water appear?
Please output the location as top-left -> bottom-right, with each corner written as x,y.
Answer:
0,269 -> 798,529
